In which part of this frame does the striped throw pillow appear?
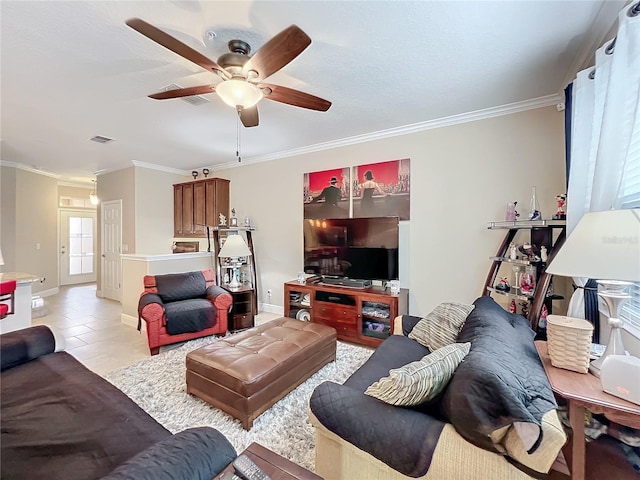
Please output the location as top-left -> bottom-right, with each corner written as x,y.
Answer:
408,302 -> 474,351
365,342 -> 471,406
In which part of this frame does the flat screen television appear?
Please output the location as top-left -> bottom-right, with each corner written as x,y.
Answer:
303,216 -> 399,282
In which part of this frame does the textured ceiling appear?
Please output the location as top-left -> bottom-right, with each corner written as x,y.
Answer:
0,1 -> 624,184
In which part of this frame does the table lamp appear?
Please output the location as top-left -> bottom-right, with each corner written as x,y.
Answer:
218,234 -> 252,288
545,208 -> 640,377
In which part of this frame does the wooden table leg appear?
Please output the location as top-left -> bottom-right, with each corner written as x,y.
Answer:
568,401 -> 586,480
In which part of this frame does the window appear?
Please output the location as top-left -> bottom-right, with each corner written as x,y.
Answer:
619,125 -> 640,336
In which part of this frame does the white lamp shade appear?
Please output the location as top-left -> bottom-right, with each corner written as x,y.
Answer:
546,209 -> 640,282
216,78 -> 263,109
0,247 -> 4,266
218,234 -> 252,258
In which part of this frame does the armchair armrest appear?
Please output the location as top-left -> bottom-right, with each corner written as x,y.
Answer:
1,325 -> 63,371
101,427 -> 236,480
206,285 -> 232,311
138,293 -> 165,331
310,381 -> 445,477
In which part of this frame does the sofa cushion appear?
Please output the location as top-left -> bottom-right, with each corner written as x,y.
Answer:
365,342 -> 471,406
408,302 -> 474,350
441,296 -> 559,473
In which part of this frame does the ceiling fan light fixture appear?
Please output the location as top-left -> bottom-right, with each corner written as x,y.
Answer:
216,78 -> 263,109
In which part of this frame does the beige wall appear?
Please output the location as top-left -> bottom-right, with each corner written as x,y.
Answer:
59,185 -> 93,199
215,106 -> 567,315
0,167 -> 17,272
0,168 -> 59,294
134,167 -> 190,255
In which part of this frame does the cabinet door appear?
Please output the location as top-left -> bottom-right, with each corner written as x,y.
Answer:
205,179 -> 230,227
174,185 -> 184,236
182,183 -> 194,235
193,181 -> 206,236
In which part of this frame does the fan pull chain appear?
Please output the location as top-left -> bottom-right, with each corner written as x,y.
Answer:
236,109 -> 242,163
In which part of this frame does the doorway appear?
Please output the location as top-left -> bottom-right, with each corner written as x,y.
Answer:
59,209 -> 97,285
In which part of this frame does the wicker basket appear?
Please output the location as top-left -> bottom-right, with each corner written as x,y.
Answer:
547,315 -> 593,373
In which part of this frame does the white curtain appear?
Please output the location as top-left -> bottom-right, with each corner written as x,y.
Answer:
565,3 -> 640,318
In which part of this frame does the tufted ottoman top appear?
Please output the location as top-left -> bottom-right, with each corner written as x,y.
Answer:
185,318 -> 336,397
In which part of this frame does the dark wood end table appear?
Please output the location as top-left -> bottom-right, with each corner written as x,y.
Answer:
535,341 -> 640,480
217,442 -> 322,480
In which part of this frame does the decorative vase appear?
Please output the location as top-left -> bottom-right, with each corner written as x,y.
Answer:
528,186 -> 541,220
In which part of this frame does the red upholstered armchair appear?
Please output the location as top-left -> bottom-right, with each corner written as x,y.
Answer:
138,269 -> 232,355
0,280 -> 17,319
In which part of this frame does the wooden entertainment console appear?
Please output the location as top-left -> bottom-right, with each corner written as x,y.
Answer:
284,280 -> 409,347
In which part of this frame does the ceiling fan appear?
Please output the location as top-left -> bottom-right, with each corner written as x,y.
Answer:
126,18 -> 332,127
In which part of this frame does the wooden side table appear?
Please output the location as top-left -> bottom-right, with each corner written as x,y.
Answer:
223,285 -> 255,331
217,442 -> 322,480
535,341 -> 640,480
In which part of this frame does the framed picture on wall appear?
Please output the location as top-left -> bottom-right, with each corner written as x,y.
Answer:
353,158 -> 411,220
303,167 -> 350,219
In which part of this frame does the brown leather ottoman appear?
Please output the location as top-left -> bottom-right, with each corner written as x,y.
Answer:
185,317 -> 337,430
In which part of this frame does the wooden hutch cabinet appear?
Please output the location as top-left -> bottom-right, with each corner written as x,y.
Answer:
173,178 -> 229,237
284,280 -> 409,347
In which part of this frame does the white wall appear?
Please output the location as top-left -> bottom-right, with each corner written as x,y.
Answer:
214,106 -> 567,315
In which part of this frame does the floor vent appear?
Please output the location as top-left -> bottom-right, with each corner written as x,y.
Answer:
89,135 -> 114,143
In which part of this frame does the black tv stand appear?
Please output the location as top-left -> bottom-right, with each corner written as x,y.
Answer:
321,276 -> 372,289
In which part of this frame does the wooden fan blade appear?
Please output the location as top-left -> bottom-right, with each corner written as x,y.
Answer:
238,106 -> 259,127
149,85 -> 216,100
126,18 -> 229,77
242,25 -> 311,80
261,84 -> 331,111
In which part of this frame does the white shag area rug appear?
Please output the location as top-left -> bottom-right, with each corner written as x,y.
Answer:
103,336 -> 373,471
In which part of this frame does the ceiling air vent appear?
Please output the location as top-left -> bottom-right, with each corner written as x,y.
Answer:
164,83 -> 211,106
90,135 -> 114,143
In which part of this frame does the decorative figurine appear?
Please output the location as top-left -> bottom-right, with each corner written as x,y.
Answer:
540,246 -> 548,263
202,168 -> 210,178
509,299 -> 517,313
520,266 -> 536,294
230,208 -> 238,226
219,213 -> 227,226
495,277 -> 511,292
518,242 -> 541,262
506,201 -> 519,221
553,193 -> 566,220
192,170 -> 199,180
539,304 -> 549,329
509,242 -> 517,260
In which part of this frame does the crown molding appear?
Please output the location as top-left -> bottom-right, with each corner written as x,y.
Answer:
0,160 -> 61,179
131,160 -> 190,176
213,94 -> 562,170
2,95 -> 563,177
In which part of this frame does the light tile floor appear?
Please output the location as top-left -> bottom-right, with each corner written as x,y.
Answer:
33,283 -> 281,376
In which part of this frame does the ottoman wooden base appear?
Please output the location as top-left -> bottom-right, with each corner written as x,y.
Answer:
186,318 -> 337,430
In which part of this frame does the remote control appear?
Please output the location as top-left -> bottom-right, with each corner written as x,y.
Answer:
232,454 -> 271,480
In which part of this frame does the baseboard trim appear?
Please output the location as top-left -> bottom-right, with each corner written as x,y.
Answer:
259,303 -> 284,315
35,287 -> 59,298
121,313 -> 145,332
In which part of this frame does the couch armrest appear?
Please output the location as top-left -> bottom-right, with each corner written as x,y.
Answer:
101,427 -> 236,480
310,381 -> 445,477
399,314 -> 422,336
206,285 -> 233,311
0,325 -> 60,371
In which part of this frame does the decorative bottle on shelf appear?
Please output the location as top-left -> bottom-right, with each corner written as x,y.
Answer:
528,186 -> 542,220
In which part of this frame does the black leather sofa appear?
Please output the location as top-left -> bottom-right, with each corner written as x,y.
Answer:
0,325 -> 237,480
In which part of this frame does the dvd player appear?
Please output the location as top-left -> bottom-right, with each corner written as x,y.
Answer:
321,276 -> 372,289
